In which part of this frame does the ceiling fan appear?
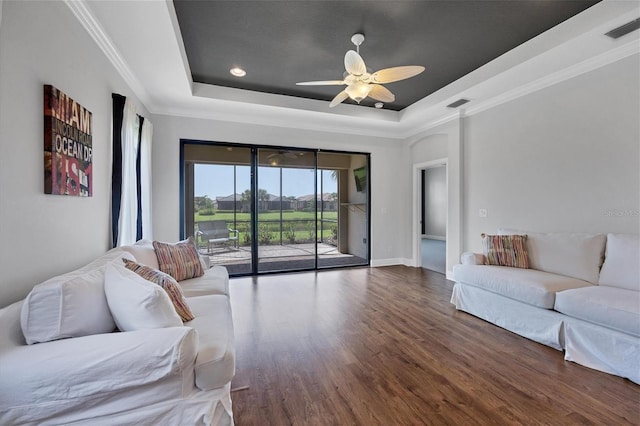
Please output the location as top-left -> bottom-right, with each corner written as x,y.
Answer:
266,150 -> 301,166
296,33 -> 425,108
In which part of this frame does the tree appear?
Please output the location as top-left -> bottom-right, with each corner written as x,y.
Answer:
328,192 -> 338,211
194,195 -> 213,212
258,188 -> 270,211
241,189 -> 251,212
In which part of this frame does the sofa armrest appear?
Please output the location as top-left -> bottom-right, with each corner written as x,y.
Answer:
0,326 -> 198,409
460,252 -> 485,265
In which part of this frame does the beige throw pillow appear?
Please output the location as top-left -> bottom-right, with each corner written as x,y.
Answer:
123,259 -> 195,322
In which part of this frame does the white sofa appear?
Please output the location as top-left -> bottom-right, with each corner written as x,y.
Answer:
451,230 -> 640,384
0,240 -> 235,425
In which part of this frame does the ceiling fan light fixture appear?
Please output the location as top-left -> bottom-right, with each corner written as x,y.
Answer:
345,81 -> 372,103
230,67 -> 246,77
296,33 -> 425,108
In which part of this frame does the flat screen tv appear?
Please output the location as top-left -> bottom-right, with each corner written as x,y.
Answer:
353,166 -> 367,192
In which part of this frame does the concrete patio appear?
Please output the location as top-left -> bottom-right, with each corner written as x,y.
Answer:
201,242 -> 367,273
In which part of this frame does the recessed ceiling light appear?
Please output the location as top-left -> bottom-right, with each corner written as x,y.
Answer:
374,102 -> 384,109
230,67 -> 246,77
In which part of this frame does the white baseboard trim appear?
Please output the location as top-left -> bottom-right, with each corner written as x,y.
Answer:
422,235 -> 446,241
446,270 -> 455,281
370,258 -> 411,267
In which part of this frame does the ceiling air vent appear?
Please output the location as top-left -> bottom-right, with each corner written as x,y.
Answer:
605,18 -> 640,39
447,98 -> 470,109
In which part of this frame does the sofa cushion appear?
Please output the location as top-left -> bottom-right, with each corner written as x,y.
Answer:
185,295 -> 235,390
598,233 -> 640,291
118,239 -> 160,270
181,265 -> 230,297
105,263 -> 182,331
453,264 -> 593,309
20,251 -> 134,344
555,286 -> 640,337
123,259 -> 195,322
153,238 -> 205,281
499,229 -> 606,284
482,234 -> 529,268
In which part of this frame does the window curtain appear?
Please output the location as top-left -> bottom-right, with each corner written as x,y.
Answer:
111,94 -> 153,247
139,118 -> 153,240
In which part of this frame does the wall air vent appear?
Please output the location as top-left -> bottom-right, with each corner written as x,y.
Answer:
446,98 -> 470,109
605,18 -> 640,39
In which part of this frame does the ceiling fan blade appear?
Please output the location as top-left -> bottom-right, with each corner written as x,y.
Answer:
344,50 -> 367,76
329,90 -> 349,108
296,80 -> 345,86
371,66 -> 425,84
369,84 -> 395,103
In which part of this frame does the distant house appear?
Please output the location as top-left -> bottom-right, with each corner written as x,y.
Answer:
296,193 -> 337,211
267,195 -> 294,211
216,193 -> 338,212
216,194 -> 246,211
218,193 -> 295,212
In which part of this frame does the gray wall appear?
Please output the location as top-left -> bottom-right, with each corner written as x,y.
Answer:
409,54 -> 639,272
423,166 -> 446,238
0,1 -> 149,306
463,54 -> 640,252
150,115 -> 409,265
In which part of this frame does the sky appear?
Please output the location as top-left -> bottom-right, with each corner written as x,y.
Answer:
194,164 -> 337,199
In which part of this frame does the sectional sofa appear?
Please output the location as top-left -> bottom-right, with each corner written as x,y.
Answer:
451,230 -> 639,384
0,239 -> 235,425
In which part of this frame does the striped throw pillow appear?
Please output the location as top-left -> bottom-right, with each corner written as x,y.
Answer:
122,258 -> 195,322
153,237 -> 204,281
482,234 -> 529,269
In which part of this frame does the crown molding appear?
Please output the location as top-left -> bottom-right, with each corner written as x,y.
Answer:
154,104 -> 405,140
464,39 -> 640,118
63,0 -> 153,109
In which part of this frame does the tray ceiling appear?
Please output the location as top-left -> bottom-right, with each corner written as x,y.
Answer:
173,0 -> 600,111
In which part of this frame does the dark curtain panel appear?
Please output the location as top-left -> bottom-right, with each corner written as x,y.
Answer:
135,116 -> 144,241
111,94 -> 126,247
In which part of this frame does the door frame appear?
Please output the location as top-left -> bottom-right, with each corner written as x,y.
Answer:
412,158 -> 447,271
179,139 -> 371,276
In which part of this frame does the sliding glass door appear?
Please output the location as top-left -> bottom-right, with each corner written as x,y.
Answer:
183,144 -> 253,274
182,141 -> 370,276
257,148 -> 316,272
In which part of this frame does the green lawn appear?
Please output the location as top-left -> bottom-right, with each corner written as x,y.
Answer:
195,210 -> 337,222
194,209 -> 338,245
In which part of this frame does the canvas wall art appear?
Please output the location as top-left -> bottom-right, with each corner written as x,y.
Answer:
44,85 -> 93,196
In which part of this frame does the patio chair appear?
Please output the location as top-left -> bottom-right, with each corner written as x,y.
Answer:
196,220 -> 239,252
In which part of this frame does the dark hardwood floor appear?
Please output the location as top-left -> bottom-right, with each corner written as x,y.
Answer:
229,266 -> 640,425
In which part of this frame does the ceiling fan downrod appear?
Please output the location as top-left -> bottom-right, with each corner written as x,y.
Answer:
351,33 -> 365,54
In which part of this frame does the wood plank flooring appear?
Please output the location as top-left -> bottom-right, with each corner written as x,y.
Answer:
229,266 -> 640,425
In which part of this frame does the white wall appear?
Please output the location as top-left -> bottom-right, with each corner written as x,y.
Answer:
463,54 -> 640,253
0,1 -> 149,306
411,134 -> 448,163
150,114 -> 410,264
